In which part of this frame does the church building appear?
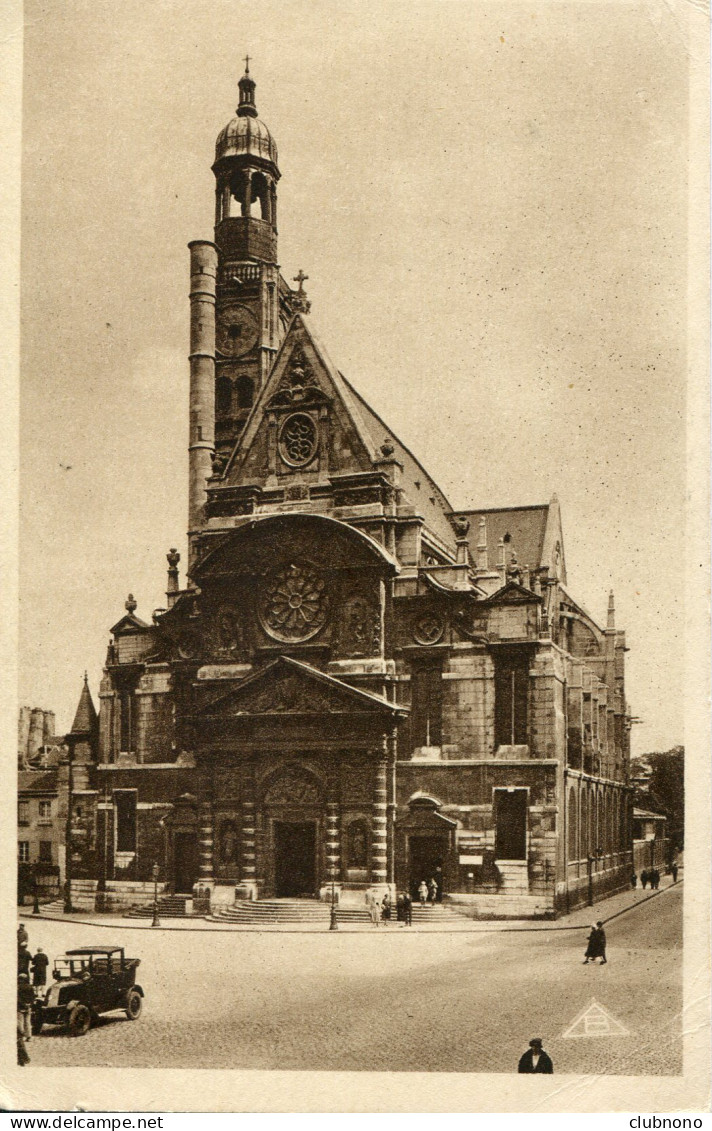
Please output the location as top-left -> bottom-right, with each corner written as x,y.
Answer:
66,66 -> 634,919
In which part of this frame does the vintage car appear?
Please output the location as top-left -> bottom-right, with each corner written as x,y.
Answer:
32,945 -> 144,1036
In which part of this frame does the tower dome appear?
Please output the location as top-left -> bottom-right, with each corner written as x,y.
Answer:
215,114 -> 278,166
215,61 -> 278,167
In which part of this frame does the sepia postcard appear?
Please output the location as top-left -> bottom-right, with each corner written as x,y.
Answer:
1,0 -> 709,1115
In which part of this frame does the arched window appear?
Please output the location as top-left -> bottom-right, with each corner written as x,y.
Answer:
347,820 -> 369,869
236,375 -> 254,408
568,789 -> 578,860
580,790 -> 589,858
216,375 -> 232,416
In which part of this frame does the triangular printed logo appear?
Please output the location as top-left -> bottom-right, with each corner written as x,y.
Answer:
561,999 -> 630,1039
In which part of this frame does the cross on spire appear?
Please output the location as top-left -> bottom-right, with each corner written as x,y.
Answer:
244,54 -> 250,74
293,270 -> 309,293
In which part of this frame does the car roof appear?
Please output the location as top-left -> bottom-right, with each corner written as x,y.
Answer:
65,946 -> 125,955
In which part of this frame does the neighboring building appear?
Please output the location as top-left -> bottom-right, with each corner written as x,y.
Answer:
61,67 -> 634,918
632,808 -> 668,873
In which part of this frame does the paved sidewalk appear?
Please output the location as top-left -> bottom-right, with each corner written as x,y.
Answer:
21,873 -> 681,933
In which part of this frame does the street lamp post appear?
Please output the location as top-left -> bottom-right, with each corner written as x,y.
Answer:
151,862 -> 161,928
32,869 -> 40,916
329,875 -> 338,931
587,854 -> 594,907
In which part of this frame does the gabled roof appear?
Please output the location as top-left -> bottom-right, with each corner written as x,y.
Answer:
195,654 -> 407,718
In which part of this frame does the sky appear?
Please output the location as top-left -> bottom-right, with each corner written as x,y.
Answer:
19,0 -> 689,753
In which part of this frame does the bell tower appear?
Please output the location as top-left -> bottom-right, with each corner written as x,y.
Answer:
211,61 -> 295,461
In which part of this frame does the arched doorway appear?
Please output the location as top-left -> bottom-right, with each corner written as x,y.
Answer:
261,765 -> 325,898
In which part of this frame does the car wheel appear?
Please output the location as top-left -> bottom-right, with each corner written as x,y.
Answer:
125,990 -> 142,1020
68,1004 -> 91,1037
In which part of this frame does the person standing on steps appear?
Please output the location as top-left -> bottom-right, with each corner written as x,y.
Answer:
418,880 -> 428,906
583,920 -> 607,965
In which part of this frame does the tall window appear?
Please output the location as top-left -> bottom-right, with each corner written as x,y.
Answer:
494,651 -> 530,746
114,791 -> 137,853
411,660 -> 443,747
119,690 -> 135,753
18,801 -> 29,825
18,841 -> 30,862
39,841 -> 52,863
39,800 -> 52,820
567,790 -> 578,860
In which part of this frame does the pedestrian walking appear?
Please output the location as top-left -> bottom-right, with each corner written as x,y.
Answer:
671,862 -> 678,883
396,892 -> 405,923
403,891 -> 412,926
428,877 -> 438,903
17,923 -> 28,949
640,869 -> 649,889
654,868 -> 661,889
31,947 -> 49,992
630,872 -> 637,889
17,973 -> 33,1043
583,920 -> 607,965
518,1038 -> 553,1074
18,943 -> 31,977
418,880 -> 428,906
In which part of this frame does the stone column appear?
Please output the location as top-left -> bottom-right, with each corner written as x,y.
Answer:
323,779 -> 341,902
197,800 -> 214,891
370,752 -> 389,891
387,729 -> 397,886
236,768 -> 258,901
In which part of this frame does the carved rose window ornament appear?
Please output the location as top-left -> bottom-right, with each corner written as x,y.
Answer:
279,412 -> 318,467
259,561 -> 330,642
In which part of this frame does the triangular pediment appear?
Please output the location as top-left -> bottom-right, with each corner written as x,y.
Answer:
110,612 -> 152,635
195,655 -> 407,719
484,580 -> 542,606
221,316 -> 381,484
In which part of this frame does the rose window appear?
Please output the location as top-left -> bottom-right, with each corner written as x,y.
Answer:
259,561 -> 329,642
279,412 -> 318,467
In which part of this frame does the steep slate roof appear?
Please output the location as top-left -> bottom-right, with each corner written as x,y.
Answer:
458,499 -> 566,583
18,770 -> 59,793
69,676 -> 98,736
341,376 -> 457,553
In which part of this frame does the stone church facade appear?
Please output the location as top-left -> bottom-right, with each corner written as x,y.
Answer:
67,67 -> 633,918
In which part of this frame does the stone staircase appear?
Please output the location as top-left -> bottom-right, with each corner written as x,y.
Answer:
124,895 -> 196,919
210,898 -> 369,925
209,898 -> 469,926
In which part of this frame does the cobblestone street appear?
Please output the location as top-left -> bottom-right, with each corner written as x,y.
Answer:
23,884 -> 682,1076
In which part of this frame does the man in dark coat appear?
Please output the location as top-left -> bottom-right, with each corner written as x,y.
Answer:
17,923 -> 28,949
18,943 -> 31,976
640,870 -> 649,889
518,1038 -> 553,1073
403,891 -> 412,926
583,921 -> 607,964
31,947 -> 49,992
630,872 -> 637,889
671,862 -> 678,883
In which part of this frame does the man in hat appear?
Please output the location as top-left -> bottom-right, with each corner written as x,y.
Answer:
31,947 -> 49,994
518,1038 -> 553,1073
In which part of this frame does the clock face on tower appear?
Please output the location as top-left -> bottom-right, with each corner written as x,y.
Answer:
216,304 -> 259,358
